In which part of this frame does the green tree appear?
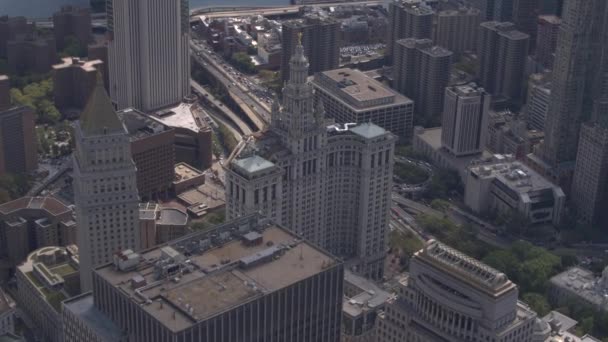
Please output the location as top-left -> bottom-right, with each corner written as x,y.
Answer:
61,36 -> 87,58
11,78 -> 61,124
230,52 -> 256,74
522,293 -> 550,316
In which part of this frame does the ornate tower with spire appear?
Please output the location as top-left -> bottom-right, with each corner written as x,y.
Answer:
73,74 -> 141,292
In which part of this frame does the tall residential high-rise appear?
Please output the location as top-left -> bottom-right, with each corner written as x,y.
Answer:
493,0 -> 514,21
107,0 -> 190,112
73,75 -> 140,292
280,15 -> 340,82
435,7 -> 481,56
533,0 -> 608,183
377,240 -> 542,342
387,0 -> 434,61
512,0 -> 542,48
0,99 -> 37,176
225,43 -> 395,280
52,5 -> 92,51
65,214 -> 344,342
478,22 -> 530,105
312,67 -> 414,142
441,83 -> 491,156
0,75 -> 9,111
393,38 -> 453,126
52,57 -> 104,114
468,0 -> 495,21
535,15 -> 561,69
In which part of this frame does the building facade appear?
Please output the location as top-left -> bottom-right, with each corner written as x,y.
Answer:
465,154 -> 565,225
62,293 -> 126,342
7,35 -> 57,74
0,75 -> 9,111
393,38 -> 452,127
313,67 -> 414,142
434,7 -> 481,56
225,44 -> 395,280
441,83 -> 491,157
478,22 -> 530,105
387,0 -> 433,61
0,105 -> 37,175
52,57 -> 104,114
15,246 -> 80,342
139,202 -> 189,249
89,214 -> 344,342
118,108 -> 176,200
73,76 -> 141,292
107,0 -> 190,112
512,0 -> 542,48
0,289 -> 15,337
525,73 -> 552,132
52,5 -> 92,51
280,15 -> 340,82
377,240 -> 540,342
0,16 -> 34,58
535,15 -> 561,69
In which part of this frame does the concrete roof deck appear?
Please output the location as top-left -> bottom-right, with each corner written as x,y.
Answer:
0,196 -> 71,217
95,216 -> 338,333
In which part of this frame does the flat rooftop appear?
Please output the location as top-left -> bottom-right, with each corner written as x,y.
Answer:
52,57 -> 102,72
118,108 -> 171,141
0,196 -> 71,217
315,68 -> 412,109
151,103 -> 207,133
550,267 -> 608,308
95,214 -> 339,332
174,163 -> 204,182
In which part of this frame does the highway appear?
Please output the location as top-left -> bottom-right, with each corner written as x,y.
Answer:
190,79 -> 252,136
191,1 -> 384,19
190,40 -> 268,131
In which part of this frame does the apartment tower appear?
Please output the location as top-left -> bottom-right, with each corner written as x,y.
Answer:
435,7 -> 481,56
387,0 -> 433,62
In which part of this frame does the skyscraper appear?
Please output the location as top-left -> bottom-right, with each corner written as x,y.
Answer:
280,15 -> 340,82
435,7 -> 481,56
107,0 -> 190,112
393,38 -> 453,126
225,43 -> 395,280
73,75 -> 140,292
0,100 -> 37,175
533,0 -> 607,183
525,73 -> 552,131
441,83 -> 491,156
535,15 -> 561,69
478,22 -> 530,105
493,0 -> 514,21
387,0 -> 434,61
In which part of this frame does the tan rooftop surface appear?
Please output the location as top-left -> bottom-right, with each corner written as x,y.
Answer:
95,219 -> 337,332
321,68 -> 394,102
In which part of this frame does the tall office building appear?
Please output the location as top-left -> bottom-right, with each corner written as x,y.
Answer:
280,15 -> 340,82
435,7 -> 481,56
512,0 -> 542,48
387,0 -> 434,61
441,83 -> 491,156
0,75 -> 10,112
532,0 -> 608,183
74,214 -> 343,342
393,38 -> 453,126
535,15 -> 561,69
377,240 -> 541,342
73,75 -> 140,292
312,67 -> 414,142
225,44 -> 396,280
107,0 -> 190,112
0,105 -> 37,176
478,22 -> 530,105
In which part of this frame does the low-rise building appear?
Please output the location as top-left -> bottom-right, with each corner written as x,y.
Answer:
465,154 -> 565,225
172,162 -> 206,194
486,110 -> 544,159
52,57 -> 103,116
313,67 -> 414,142
15,246 -> 80,342
549,266 -> 608,313
0,196 -> 76,278
118,108 -> 176,200
377,240 -> 540,342
342,270 -> 392,342
139,203 -> 189,250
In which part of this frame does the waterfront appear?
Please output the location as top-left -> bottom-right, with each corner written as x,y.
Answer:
1,0 -> 290,18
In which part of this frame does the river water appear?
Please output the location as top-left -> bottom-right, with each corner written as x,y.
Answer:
1,0 -> 290,18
